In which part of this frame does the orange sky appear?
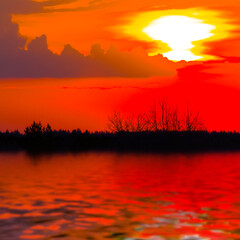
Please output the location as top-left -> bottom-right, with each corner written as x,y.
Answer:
12,1 -> 240,57
1,75 -> 240,132
1,0 -> 240,132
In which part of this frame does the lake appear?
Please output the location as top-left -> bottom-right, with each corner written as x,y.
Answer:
0,152 -> 240,239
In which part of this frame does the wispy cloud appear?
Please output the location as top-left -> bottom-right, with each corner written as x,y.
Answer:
40,0 -> 114,13
1,0 -> 113,15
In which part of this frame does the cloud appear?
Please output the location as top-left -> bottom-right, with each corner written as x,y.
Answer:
0,15 -> 26,55
0,15 -> 178,78
89,44 -> 177,77
3,0 -> 240,16
201,62 -> 240,88
0,0 -> 107,15
41,0 -> 112,13
0,0 -> 42,14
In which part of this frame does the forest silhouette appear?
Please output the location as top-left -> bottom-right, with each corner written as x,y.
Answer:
1,101 -> 240,153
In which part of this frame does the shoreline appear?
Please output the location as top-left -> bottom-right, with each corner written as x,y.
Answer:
1,130 -> 240,153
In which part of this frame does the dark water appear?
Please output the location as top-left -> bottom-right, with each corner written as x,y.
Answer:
1,152 -> 240,240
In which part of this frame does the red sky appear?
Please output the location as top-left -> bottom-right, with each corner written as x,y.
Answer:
0,0 -> 240,132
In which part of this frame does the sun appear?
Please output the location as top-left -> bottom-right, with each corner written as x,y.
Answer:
143,15 -> 215,61
116,8 -> 236,62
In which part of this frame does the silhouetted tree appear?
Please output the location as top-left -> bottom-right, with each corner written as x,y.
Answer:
184,105 -> 204,131
170,107 -> 182,131
108,101 -> 205,133
108,111 -> 124,132
24,121 -> 52,136
109,111 -> 151,132
45,124 -> 52,133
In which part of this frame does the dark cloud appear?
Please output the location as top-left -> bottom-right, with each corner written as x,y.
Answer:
0,15 -> 177,78
0,15 -> 26,55
89,44 -> 177,77
0,0 -> 42,14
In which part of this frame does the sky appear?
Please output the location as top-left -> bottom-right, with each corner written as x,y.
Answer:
0,0 -> 240,132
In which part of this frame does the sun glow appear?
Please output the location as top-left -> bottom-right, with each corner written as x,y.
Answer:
117,8 -> 236,62
143,15 -> 215,61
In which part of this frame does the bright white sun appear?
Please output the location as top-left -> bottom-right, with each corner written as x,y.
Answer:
143,15 -> 215,61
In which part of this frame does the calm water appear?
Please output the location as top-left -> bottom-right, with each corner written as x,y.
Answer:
1,152 -> 240,240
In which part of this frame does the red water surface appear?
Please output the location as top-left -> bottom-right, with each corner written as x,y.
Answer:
0,152 -> 240,239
